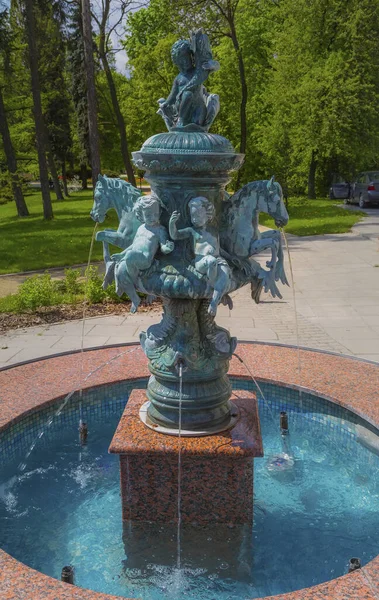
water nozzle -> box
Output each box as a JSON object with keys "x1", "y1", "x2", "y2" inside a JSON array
[
  {"x1": 233, "y1": 353, "x2": 243, "y2": 363},
  {"x1": 280, "y1": 411, "x2": 289, "y2": 435},
  {"x1": 348, "y1": 557, "x2": 361, "y2": 573},
  {"x1": 61, "y1": 565, "x2": 74, "y2": 584},
  {"x1": 174, "y1": 354, "x2": 187, "y2": 373},
  {"x1": 79, "y1": 421, "x2": 88, "y2": 445}
]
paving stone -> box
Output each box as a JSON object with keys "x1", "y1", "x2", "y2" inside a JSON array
[
  {"x1": 107, "y1": 334, "x2": 140, "y2": 345},
  {"x1": 0, "y1": 347, "x2": 23, "y2": 362},
  {"x1": 84, "y1": 315, "x2": 128, "y2": 326},
  {"x1": 0, "y1": 335, "x2": 63, "y2": 348},
  {"x1": 324, "y1": 327, "x2": 379, "y2": 341},
  {"x1": 50, "y1": 336, "x2": 110, "y2": 350},
  {"x1": 341, "y1": 339, "x2": 379, "y2": 355},
  {"x1": 87, "y1": 324, "x2": 140, "y2": 337}
]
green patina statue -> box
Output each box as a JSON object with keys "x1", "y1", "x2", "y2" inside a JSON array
[
  {"x1": 157, "y1": 30, "x2": 220, "y2": 131},
  {"x1": 90, "y1": 29, "x2": 289, "y2": 434}
]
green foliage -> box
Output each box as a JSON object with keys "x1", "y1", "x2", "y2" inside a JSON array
[
  {"x1": 16, "y1": 273, "x2": 58, "y2": 311},
  {"x1": 83, "y1": 265, "x2": 129, "y2": 304},
  {"x1": 260, "y1": 198, "x2": 365, "y2": 236},
  {"x1": 259, "y1": 0, "x2": 379, "y2": 195},
  {"x1": 66, "y1": 4, "x2": 90, "y2": 168},
  {"x1": 0, "y1": 171, "x2": 13, "y2": 203},
  {"x1": 101, "y1": 169, "x2": 120, "y2": 178},
  {"x1": 63, "y1": 267, "x2": 81, "y2": 296},
  {"x1": 0, "y1": 189, "x2": 117, "y2": 273},
  {"x1": 0, "y1": 170, "x2": 30, "y2": 204},
  {"x1": 84, "y1": 265, "x2": 106, "y2": 304},
  {"x1": 0, "y1": 264, "x2": 131, "y2": 313}
]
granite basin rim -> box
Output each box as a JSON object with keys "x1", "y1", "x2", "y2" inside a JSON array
[{"x1": 1, "y1": 341, "x2": 379, "y2": 600}]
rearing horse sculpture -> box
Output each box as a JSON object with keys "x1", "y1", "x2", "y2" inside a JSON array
[
  {"x1": 90, "y1": 175, "x2": 141, "y2": 288},
  {"x1": 220, "y1": 176, "x2": 289, "y2": 298}
]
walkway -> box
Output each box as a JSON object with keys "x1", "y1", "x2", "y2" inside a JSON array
[{"x1": 1, "y1": 210, "x2": 379, "y2": 368}]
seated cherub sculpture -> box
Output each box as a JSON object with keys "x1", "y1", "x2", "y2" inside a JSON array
[
  {"x1": 169, "y1": 196, "x2": 231, "y2": 316},
  {"x1": 157, "y1": 29, "x2": 220, "y2": 131},
  {"x1": 112, "y1": 194, "x2": 174, "y2": 313}
]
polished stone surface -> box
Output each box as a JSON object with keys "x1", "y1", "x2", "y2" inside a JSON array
[
  {"x1": 110, "y1": 389, "x2": 262, "y2": 525},
  {"x1": 1, "y1": 343, "x2": 379, "y2": 598}
]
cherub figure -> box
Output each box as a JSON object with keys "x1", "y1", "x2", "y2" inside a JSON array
[
  {"x1": 112, "y1": 194, "x2": 174, "y2": 313},
  {"x1": 157, "y1": 29, "x2": 220, "y2": 131},
  {"x1": 169, "y1": 196, "x2": 232, "y2": 316}
]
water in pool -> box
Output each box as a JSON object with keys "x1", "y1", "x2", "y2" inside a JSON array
[{"x1": 1, "y1": 388, "x2": 379, "y2": 599}]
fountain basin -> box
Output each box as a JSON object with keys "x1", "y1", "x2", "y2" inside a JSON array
[{"x1": 1, "y1": 342, "x2": 379, "y2": 599}]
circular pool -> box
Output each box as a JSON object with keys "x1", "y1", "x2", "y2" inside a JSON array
[{"x1": 1, "y1": 343, "x2": 379, "y2": 599}]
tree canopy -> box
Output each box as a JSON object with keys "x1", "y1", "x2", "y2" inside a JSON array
[{"x1": 1, "y1": 0, "x2": 379, "y2": 214}]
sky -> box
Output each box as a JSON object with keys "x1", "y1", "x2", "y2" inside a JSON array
[{"x1": 93, "y1": 1, "x2": 146, "y2": 75}]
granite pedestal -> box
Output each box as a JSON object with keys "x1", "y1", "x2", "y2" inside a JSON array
[{"x1": 109, "y1": 389, "x2": 263, "y2": 525}]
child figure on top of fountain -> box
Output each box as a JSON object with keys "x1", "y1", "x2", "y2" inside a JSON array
[
  {"x1": 111, "y1": 194, "x2": 174, "y2": 313},
  {"x1": 169, "y1": 197, "x2": 232, "y2": 317},
  {"x1": 157, "y1": 29, "x2": 220, "y2": 131}
]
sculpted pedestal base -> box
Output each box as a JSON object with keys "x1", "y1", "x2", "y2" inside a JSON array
[{"x1": 109, "y1": 389, "x2": 263, "y2": 526}]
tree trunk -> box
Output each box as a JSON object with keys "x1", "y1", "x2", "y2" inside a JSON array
[
  {"x1": 80, "y1": 163, "x2": 88, "y2": 189},
  {"x1": 24, "y1": 0, "x2": 53, "y2": 220},
  {"x1": 0, "y1": 87, "x2": 29, "y2": 217},
  {"x1": 46, "y1": 145, "x2": 64, "y2": 200},
  {"x1": 99, "y1": 51, "x2": 136, "y2": 186},
  {"x1": 229, "y1": 18, "x2": 248, "y2": 187},
  {"x1": 62, "y1": 158, "x2": 69, "y2": 197},
  {"x1": 81, "y1": 0, "x2": 101, "y2": 189},
  {"x1": 307, "y1": 150, "x2": 317, "y2": 199}
]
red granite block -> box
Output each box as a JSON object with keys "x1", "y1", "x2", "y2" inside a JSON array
[{"x1": 110, "y1": 389, "x2": 263, "y2": 525}]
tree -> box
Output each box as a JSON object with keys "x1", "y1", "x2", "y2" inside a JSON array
[
  {"x1": 82, "y1": 0, "x2": 101, "y2": 188},
  {"x1": 37, "y1": 0, "x2": 72, "y2": 199},
  {"x1": 0, "y1": 7, "x2": 29, "y2": 216},
  {"x1": 92, "y1": 0, "x2": 136, "y2": 185},
  {"x1": 23, "y1": 0, "x2": 53, "y2": 219},
  {"x1": 260, "y1": 0, "x2": 379, "y2": 197},
  {"x1": 67, "y1": 2, "x2": 91, "y2": 189}
]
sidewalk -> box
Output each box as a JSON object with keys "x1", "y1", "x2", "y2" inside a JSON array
[{"x1": 1, "y1": 223, "x2": 379, "y2": 368}]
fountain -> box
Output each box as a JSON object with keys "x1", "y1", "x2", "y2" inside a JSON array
[
  {"x1": 2, "y1": 27, "x2": 379, "y2": 600},
  {"x1": 90, "y1": 29, "x2": 289, "y2": 529}
]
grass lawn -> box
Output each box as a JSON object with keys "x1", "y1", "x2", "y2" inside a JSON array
[
  {"x1": 0, "y1": 190, "x2": 118, "y2": 274},
  {"x1": 0, "y1": 192, "x2": 365, "y2": 274},
  {"x1": 260, "y1": 197, "x2": 365, "y2": 236}
]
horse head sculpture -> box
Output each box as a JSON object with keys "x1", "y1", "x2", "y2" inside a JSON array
[
  {"x1": 90, "y1": 175, "x2": 110, "y2": 223},
  {"x1": 261, "y1": 176, "x2": 289, "y2": 229}
]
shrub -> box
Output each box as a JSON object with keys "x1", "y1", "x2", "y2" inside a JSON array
[
  {"x1": 101, "y1": 169, "x2": 119, "y2": 178},
  {"x1": 84, "y1": 265, "x2": 106, "y2": 304},
  {"x1": 0, "y1": 294, "x2": 20, "y2": 313},
  {"x1": 16, "y1": 273, "x2": 58, "y2": 311},
  {"x1": 104, "y1": 281, "x2": 130, "y2": 303},
  {"x1": 63, "y1": 268, "x2": 82, "y2": 296}
]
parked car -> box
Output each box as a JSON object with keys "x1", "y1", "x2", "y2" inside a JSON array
[
  {"x1": 349, "y1": 171, "x2": 379, "y2": 207},
  {"x1": 329, "y1": 180, "x2": 350, "y2": 200}
]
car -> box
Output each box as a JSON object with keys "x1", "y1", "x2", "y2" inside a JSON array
[
  {"x1": 349, "y1": 171, "x2": 379, "y2": 207},
  {"x1": 329, "y1": 180, "x2": 350, "y2": 200}
]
